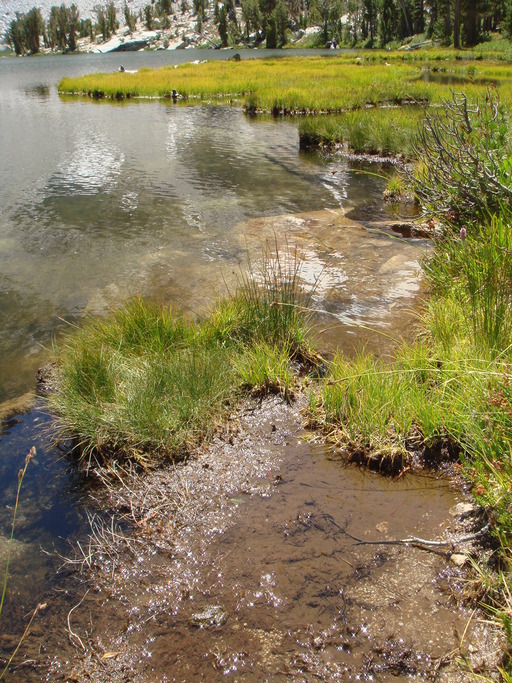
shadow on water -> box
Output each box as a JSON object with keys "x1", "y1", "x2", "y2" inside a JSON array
[
  {"x1": 0, "y1": 405, "x2": 89, "y2": 678},
  {"x1": 418, "y1": 70, "x2": 501, "y2": 87},
  {"x1": 24, "y1": 84, "x2": 52, "y2": 100}
]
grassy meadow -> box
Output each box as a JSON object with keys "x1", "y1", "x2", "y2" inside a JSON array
[{"x1": 59, "y1": 52, "x2": 512, "y2": 113}]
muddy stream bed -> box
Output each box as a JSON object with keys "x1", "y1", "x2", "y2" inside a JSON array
[{"x1": 0, "y1": 393, "x2": 503, "y2": 682}]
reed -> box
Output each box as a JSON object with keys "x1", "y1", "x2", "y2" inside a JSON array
[
  {"x1": 0, "y1": 448, "x2": 35, "y2": 620},
  {"x1": 299, "y1": 107, "x2": 423, "y2": 157},
  {"x1": 0, "y1": 448, "x2": 37, "y2": 682}
]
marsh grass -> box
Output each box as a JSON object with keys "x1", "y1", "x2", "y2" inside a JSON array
[
  {"x1": 311, "y1": 213, "x2": 512, "y2": 471},
  {"x1": 425, "y1": 215, "x2": 512, "y2": 353},
  {"x1": 234, "y1": 341, "x2": 295, "y2": 400},
  {"x1": 299, "y1": 107, "x2": 424, "y2": 157},
  {"x1": 206, "y1": 248, "x2": 316, "y2": 360},
  {"x1": 58, "y1": 55, "x2": 512, "y2": 114},
  {"x1": 49, "y1": 252, "x2": 314, "y2": 467}
]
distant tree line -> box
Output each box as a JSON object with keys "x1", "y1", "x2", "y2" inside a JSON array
[
  {"x1": 5, "y1": 0, "x2": 512, "y2": 54},
  {"x1": 6, "y1": 1, "x2": 118, "y2": 54},
  {"x1": 218, "y1": 0, "x2": 512, "y2": 49}
]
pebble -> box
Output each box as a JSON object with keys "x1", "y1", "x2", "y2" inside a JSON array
[
  {"x1": 449, "y1": 502, "x2": 475, "y2": 519},
  {"x1": 450, "y1": 553, "x2": 469, "y2": 567}
]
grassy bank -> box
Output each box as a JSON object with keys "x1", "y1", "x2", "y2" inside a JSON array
[
  {"x1": 306, "y1": 94, "x2": 512, "y2": 671},
  {"x1": 49, "y1": 254, "x2": 315, "y2": 467}
]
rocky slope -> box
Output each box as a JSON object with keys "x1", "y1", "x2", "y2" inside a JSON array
[{"x1": 1, "y1": 0, "x2": 151, "y2": 40}]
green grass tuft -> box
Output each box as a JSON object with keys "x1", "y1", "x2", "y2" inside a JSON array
[{"x1": 48, "y1": 252, "x2": 315, "y2": 467}]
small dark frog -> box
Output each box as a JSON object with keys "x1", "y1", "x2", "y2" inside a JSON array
[{"x1": 189, "y1": 605, "x2": 228, "y2": 628}]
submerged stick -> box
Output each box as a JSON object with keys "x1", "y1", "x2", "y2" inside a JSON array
[
  {"x1": 327, "y1": 513, "x2": 489, "y2": 551},
  {"x1": 0, "y1": 602, "x2": 47, "y2": 680},
  {"x1": 67, "y1": 590, "x2": 90, "y2": 651},
  {"x1": 351, "y1": 523, "x2": 490, "y2": 549}
]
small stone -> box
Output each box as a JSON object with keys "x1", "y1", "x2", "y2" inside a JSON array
[
  {"x1": 450, "y1": 553, "x2": 469, "y2": 567},
  {"x1": 376, "y1": 522, "x2": 389, "y2": 534},
  {"x1": 189, "y1": 605, "x2": 228, "y2": 628},
  {"x1": 449, "y1": 502, "x2": 475, "y2": 519}
]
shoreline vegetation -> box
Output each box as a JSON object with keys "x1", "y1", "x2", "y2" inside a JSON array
[
  {"x1": 57, "y1": 52, "x2": 512, "y2": 158},
  {"x1": 42, "y1": 54, "x2": 512, "y2": 677}
]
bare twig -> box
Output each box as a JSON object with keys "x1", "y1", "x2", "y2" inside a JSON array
[
  {"x1": 350, "y1": 523, "x2": 490, "y2": 550},
  {"x1": 67, "y1": 590, "x2": 90, "y2": 651}
]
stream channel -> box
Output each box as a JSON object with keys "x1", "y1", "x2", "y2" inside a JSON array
[{"x1": 0, "y1": 51, "x2": 500, "y2": 680}]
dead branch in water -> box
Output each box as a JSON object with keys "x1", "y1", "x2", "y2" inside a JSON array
[
  {"x1": 326, "y1": 513, "x2": 490, "y2": 553},
  {"x1": 349, "y1": 523, "x2": 490, "y2": 549}
]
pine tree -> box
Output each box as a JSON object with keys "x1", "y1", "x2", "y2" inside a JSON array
[
  {"x1": 379, "y1": 0, "x2": 396, "y2": 45},
  {"x1": 96, "y1": 8, "x2": 109, "y2": 39},
  {"x1": 265, "y1": 13, "x2": 277, "y2": 44},
  {"x1": 362, "y1": 0, "x2": 379, "y2": 45},
  {"x1": 106, "y1": 2, "x2": 118, "y2": 33},
  {"x1": 461, "y1": 0, "x2": 479, "y2": 46},
  {"x1": 24, "y1": 8, "x2": 44, "y2": 53},
  {"x1": 144, "y1": 4, "x2": 153, "y2": 29},
  {"x1": 7, "y1": 14, "x2": 25, "y2": 55},
  {"x1": 433, "y1": 0, "x2": 451, "y2": 44},
  {"x1": 413, "y1": 0, "x2": 424, "y2": 33},
  {"x1": 218, "y1": 5, "x2": 229, "y2": 44},
  {"x1": 505, "y1": 0, "x2": 512, "y2": 37},
  {"x1": 68, "y1": 4, "x2": 80, "y2": 50},
  {"x1": 274, "y1": 0, "x2": 288, "y2": 44},
  {"x1": 124, "y1": 2, "x2": 137, "y2": 31},
  {"x1": 242, "y1": 0, "x2": 262, "y2": 39}
]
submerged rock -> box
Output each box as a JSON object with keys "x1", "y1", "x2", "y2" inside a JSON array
[
  {"x1": 189, "y1": 605, "x2": 228, "y2": 628},
  {"x1": 449, "y1": 502, "x2": 475, "y2": 519},
  {"x1": 450, "y1": 553, "x2": 469, "y2": 567},
  {"x1": 0, "y1": 391, "x2": 35, "y2": 422}
]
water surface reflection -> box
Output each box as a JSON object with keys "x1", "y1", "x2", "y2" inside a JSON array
[{"x1": 1, "y1": 84, "x2": 404, "y2": 403}]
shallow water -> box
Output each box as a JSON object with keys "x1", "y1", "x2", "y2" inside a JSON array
[
  {"x1": 0, "y1": 51, "x2": 423, "y2": 404},
  {"x1": 10, "y1": 399, "x2": 490, "y2": 683}
]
